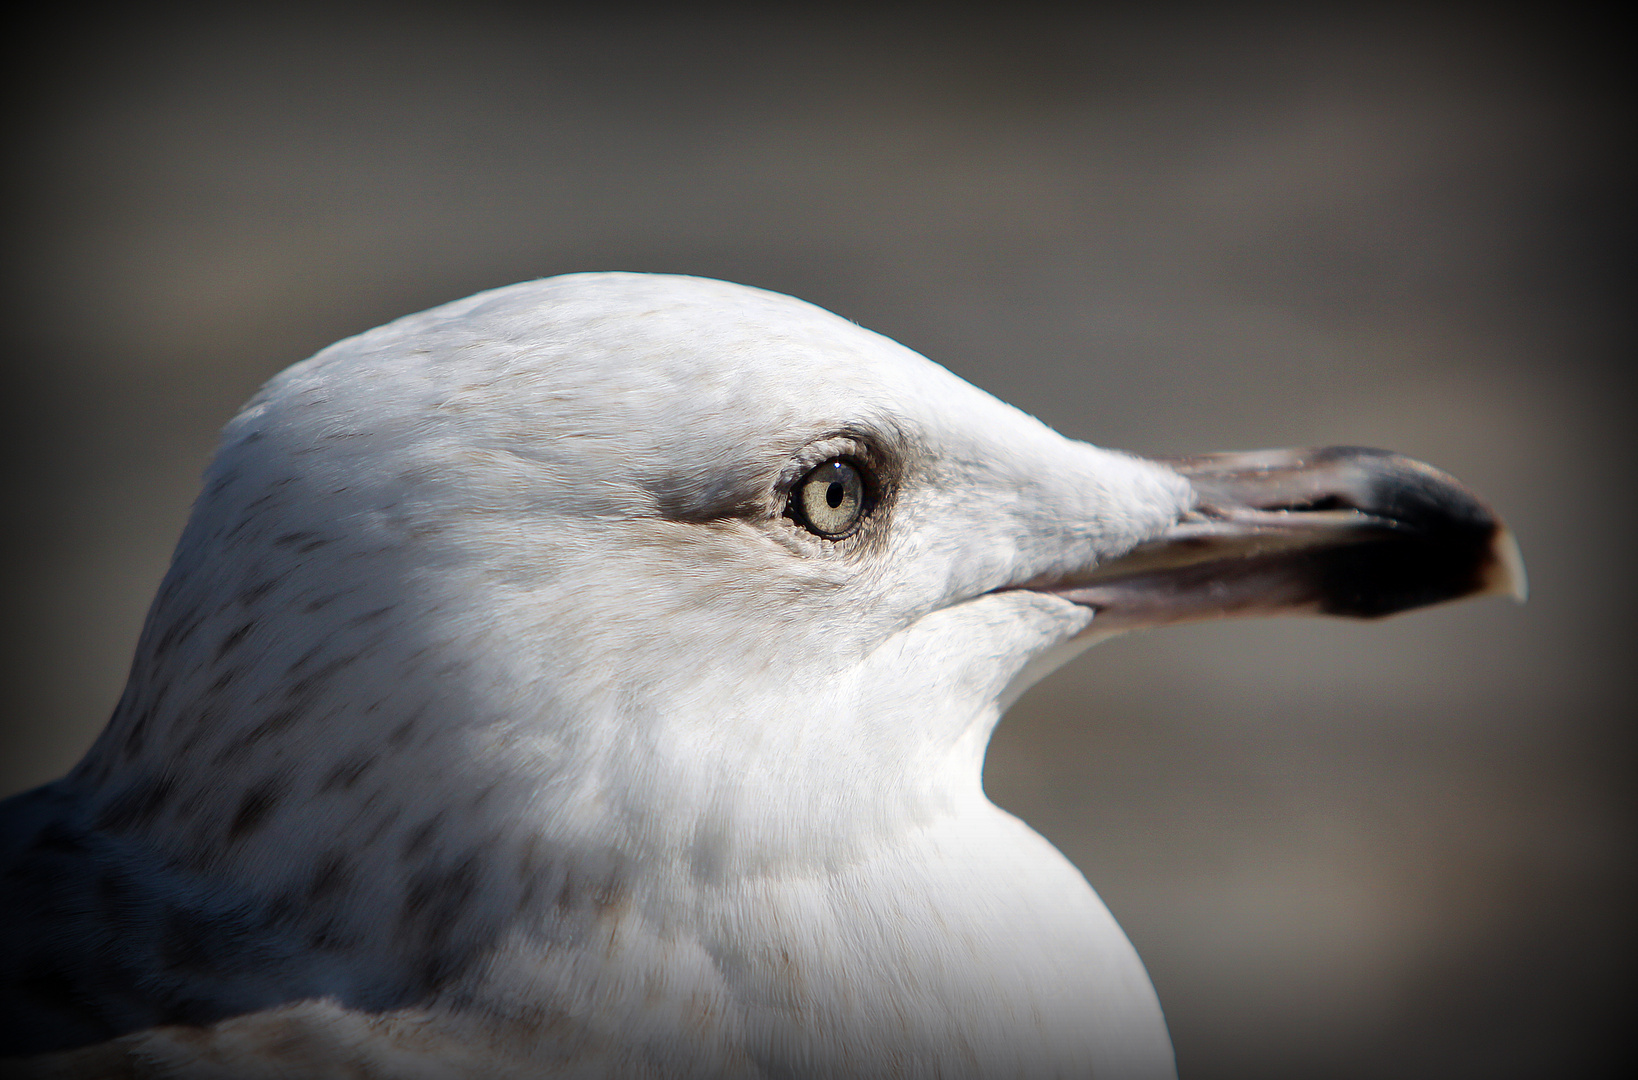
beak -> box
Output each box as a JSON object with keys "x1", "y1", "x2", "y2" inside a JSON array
[{"x1": 1036, "y1": 446, "x2": 1526, "y2": 632}]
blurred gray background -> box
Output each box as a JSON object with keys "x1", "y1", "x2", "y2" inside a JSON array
[{"x1": 3, "y1": 6, "x2": 1630, "y2": 1077}]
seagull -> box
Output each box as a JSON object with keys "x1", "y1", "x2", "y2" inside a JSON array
[{"x1": 0, "y1": 273, "x2": 1523, "y2": 1079}]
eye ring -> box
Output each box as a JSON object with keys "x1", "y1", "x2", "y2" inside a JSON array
[{"x1": 789, "y1": 458, "x2": 872, "y2": 539}]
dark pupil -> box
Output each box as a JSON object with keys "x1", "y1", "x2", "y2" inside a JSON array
[{"x1": 826, "y1": 480, "x2": 845, "y2": 508}]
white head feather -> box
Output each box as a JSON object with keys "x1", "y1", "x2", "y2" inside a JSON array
[{"x1": 21, "y1": 273, "x2": 1207, "y2": 1076}]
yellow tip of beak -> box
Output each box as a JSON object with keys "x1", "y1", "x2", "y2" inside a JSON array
[{"x1": 1490, "y1": 526, "x2": 1529, "y2": 603}]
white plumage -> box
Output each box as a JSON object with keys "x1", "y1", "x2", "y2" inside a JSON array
[{"x1": 0, "y1": 273, "x2": 1521, "y2": 1078}]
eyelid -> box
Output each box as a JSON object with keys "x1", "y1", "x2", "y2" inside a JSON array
[
  {"x1": 777, "y1": 431, "x2": 899, "y2": 545},
  {"x1": 781, "y1": 436, "x2": 874, "y2": 490}
]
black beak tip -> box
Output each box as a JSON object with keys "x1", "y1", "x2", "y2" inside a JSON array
[
  {"x1": 1303, "y1": 448, "x2": 1528, "y2": 618},
  {"x1": 1314, "y1": 522, "x2": 1525, "y2": 618}
]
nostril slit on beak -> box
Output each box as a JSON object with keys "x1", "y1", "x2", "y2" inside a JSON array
[{"x1": 1263, "y1": 495, "x2": 1348, "y2": 513}]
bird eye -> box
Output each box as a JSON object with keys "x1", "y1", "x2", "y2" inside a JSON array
[{"x1": 792, "y1": 458, "x2": 869, "y2": 539}]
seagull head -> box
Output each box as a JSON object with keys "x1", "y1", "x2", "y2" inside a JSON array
[{"x1": 80, "y1": 272, "x2": 1523, "y2": 892}]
